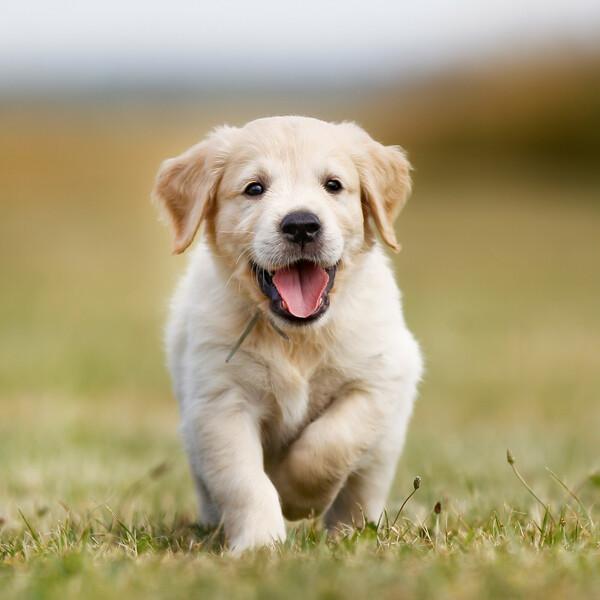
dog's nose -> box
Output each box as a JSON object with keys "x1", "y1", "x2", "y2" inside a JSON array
[{"x1": 280, "y1": 211, "x2": 321, "y2": 245}]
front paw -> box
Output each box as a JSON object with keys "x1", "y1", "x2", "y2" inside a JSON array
[
  {"x1": 228, "y1": 511, "x2": 286, "y2": 555},
  {"x1": 269, "y1": 446, "x2": 341, "y2": 521},
  {"x1": 225, "y1": 483, "x2": 286, "y2": 554}
]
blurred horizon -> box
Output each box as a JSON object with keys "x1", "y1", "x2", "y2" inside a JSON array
[
  {"x1": 2, "y1": 0, "x2": 599, "y2": 175},
  {"x1": 2, "y1": 47, "x2": 599, "y2": 178},
  {"x1": 2, "y1": 0, "x2": 600, "y2": 95}
]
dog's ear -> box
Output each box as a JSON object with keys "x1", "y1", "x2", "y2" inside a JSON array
[
  {"x1": 152, "y1": 126, "x2": 236, "y2": 254},
  {"x1": 344, "y1": 123, "x2": 412, "y2": 252}
]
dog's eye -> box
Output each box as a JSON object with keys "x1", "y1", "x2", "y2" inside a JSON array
[
  {"x1": 244, "y1": 182, "x2": 265, "y2": 197},
  {"x1": 324, "y1": 179, "x2": 343, "y2": 193}
]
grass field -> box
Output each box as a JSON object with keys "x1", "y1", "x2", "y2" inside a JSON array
[{"x1": 1, "y1": 111, "x2": 599, "y2": 599}]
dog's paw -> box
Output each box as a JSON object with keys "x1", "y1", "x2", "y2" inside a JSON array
[
  {"x1": 268, "y1": 440, "x2": 341, "y2": 521},
  {"x1": 228, "y1": 512, "x2": 286, "y2": 555},
  {"x1": 225, "y1": 482, "x2": 286, "y2": 555}
]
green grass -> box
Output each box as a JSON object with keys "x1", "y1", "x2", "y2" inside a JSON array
[{"x1": 1, "y1": 112, "x2": 599, "y2": 598}]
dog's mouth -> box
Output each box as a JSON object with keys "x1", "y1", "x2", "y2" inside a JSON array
[{"x1": 252, "y1": 260, "x2": 337, "y2": 324}]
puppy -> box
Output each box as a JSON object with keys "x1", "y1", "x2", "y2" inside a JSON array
[{"x1": 152, "y1": 116, "x2": 423, "y2": 553}]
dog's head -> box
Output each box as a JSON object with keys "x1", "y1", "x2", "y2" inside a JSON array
[{"x1": 153, "y1": 116, "x2": 411, "y2": 328}]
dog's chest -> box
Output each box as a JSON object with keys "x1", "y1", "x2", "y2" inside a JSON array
[{"x1": 262, "y1": 358, "x2": 347, "y2": 449}]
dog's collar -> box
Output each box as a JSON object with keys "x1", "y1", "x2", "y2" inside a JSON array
[{"x1": 225, "y1": 310, "x2": 289, "y2": 363}]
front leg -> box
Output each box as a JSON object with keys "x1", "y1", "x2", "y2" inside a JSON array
[
  {"x1": 270, "y1": 387, "x2": 387, "y2": 521},
  {"x1": 181, "y1": 390, "x2": 286, "y2": 553}
]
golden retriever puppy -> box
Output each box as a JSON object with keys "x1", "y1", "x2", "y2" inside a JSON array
[{"x1": 153, "y1": 116, "x2": 423, "y2": 553}]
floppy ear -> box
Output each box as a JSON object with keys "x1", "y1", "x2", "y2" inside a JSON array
[
  {"x1": 347, "y1": 124, "x2": 412, "y2": 252},
  {"x1": 152, "y1": 127, "x2": 235, "y2": 254}
]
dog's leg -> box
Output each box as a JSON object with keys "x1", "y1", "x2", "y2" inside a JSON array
[
  {"x1": 323, "y1": 395, "x2": 415, "y2": 530},
  {"x1": 271, "y1": 387, "x2": 390, "y2": 520},
  {"x1": 324, "y1": 450, "x2": 402, "y2": 531},
  {"x1": 325, "y1": 382, "x2": 416, "y2": 531},
  {"x1": 271, "y1": 380, "x2": 416, "y2": 523},
  {"x1": 181, "y1": 391, "x2": 286, "y2": 553}
]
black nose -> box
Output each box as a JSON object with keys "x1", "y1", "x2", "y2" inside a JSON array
[{"x1": 280, "y1": 211, "x2": 321, "y2": 245}]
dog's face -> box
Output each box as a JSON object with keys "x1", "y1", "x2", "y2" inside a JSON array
[{"x1": 153, "y1": 117, "x2": 411, "y2": 327}]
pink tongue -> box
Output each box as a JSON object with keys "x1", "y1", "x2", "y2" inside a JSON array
[{"x1": 272, "y1": 262, "x2": 329, "y2": 318}]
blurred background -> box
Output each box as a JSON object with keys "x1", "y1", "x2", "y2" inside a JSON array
[{"x1": 1, "y1": 0, "x2": 599, "y2": 521}]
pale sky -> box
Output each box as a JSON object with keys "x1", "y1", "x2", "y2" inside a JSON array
[{"x1": 1, "y1": 0, "x2": 600, "y2": 90}]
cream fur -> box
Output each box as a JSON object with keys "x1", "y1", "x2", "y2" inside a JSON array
[{"x1": 153, "y1": 116, "x2": 423, "y2": 554}]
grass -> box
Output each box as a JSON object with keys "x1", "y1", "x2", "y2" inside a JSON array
[{"x1": 1, "y1": 108, "x2": 599, "y2": 598}]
